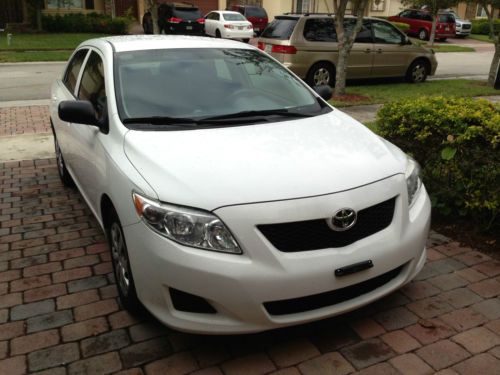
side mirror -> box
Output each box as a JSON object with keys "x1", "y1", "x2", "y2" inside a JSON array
[
  {"x1": 313, "y1": 85, "x2": 333, "y2": 101},
  {"x1": 58, "y1": 100, "x2": 98, "y2": 127}
]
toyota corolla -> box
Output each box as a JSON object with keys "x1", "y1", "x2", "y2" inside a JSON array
[{"x1": 50, "y1": 35, "x2": 430, "y2": 334}]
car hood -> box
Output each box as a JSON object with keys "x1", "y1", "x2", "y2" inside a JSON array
[{"x1": 123, "y1": 111, "x2": 407, "y2": 210}]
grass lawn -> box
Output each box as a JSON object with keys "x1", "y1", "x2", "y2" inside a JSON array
[
  {"x1": 0, "y1": 33, "x2": 108, "y2": 62},
  {"x1": 408, "y1": 37, "x2": 475, "y2": 52},
  {"x1": 468, "y1": 34, "x2": 494, "y2": 43},
  {"x1": 330, "y1": 79, "x2": 498, "y2": 107},
  {"x1": 0, "y1": 33, "x2": 108, "y2": 50}
]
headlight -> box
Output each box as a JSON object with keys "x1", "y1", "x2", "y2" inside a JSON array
[
  {"x1": 405, "y1": 157, "x2": 422, "y2": 207},
  {"x1": 133, "y1": 193, "x2": 241, "y2": 254}
]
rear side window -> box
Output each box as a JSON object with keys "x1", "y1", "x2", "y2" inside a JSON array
[
  {"x1": 261, "y1": 18, "x2": 298, "y2": 39},
  {"x1": 344, "y1": 19, "x2": 373, "y2": 43},
  {"x1": 78, "y1": 51, "x2": 106, "y2": 118},
  {"x1": 63, "y1": 49, "x2": 88, "y2": 94},
  {"x1": 304, "y1": 18, "x2": 337, "y2": 42},
  {"x1": 439, "y1": 14, "x2": 455, "y2": 23}
]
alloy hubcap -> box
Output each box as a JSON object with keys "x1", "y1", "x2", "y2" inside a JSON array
[
  {"x1": 412, "y1": 65, "x2": 426, "y2": 82},
  {"x1": 419, "y1": 31, "x2": 426, "y2": 40},
  {"x1": 314, "y1": 68, "x2": 330, "y2": 86},
  {"x1": 110, "y1": 223, "x2": 130, "y2": 296}
]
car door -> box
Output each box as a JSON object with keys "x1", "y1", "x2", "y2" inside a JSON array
[
  {"x1": 204, "y1": 12, "x2": 214, "y2": 35},
  {"x1": 371, "y1": 20, "x2": 411, "y2": 78},
  {"x1": 344, "y1": 19, "x2": 374, "y2": 78},
  {"x1": 52, "y1": 48, "x2": 89, "y2": 169},
  {"x1": 71, "y1": 49, "x2": 108, "y2": 211}
]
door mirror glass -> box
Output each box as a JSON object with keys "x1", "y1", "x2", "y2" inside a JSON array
[{"x1": 314, "y1": 85, "x2": 333, "y2": 101}]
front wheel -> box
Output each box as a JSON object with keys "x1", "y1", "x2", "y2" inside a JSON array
[
  {"x1": 306, "y1": 62, "x2": 335, "y2": 87},
  {"x1": 108, "y1": 212, "x2": 142, "y2": 313},
  {"x1": 215, "y1": 29, "x2": 221, "y2": 38},
  {"x1": 242, "y1": 38, "x2": 250, "y2": 43},
  {"x1": 53, "y1": 129, "x2": 75, "y2": 188},
  {"x1": 406, "y1": 60, "x2": 429, "y2": 83}
]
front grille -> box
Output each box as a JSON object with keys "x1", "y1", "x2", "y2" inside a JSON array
[
  {"x1": 264, "y1": 264, "x2": 404, "y2": 316},
  {"x1": 462, "y1": 24, "x2": 471, "y2": 30},
  {"x1": 258, "y1": 197, "x2": 396, "y2": 252}
]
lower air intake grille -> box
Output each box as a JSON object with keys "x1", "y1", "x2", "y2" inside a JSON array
[
  {"x1": 264, "y1": 264, "x2": 404, "y2": 316},
  {"x1": 258, "y1": 197, "x2": 396, "y2": 252}
]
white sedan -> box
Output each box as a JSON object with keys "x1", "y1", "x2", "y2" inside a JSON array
[
  {"x1": 50, "y1": 35, "x2": 430, "y2": 334},
  {"x1": 204, "y1": 10, "x2": 253, "y2": 42}
]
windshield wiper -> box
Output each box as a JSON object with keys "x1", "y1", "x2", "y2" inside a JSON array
[
  {"x1": 122, "y1": 116, "x2": 200, "y2": 126},
  {"x1": 200, "y1": 108, "x2": 315, "y2": 121}
]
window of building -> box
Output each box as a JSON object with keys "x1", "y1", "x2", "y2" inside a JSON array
[
  {"x1": 371, "y1": 0, "x2": 385, "y2": 12},
  {"x1": 476, "y1": 5, "x2": 487, "y2": 17},
  {"x1": 47, "y1": 0, "x2": 84, "y2": 9},
  {"x1": 296, "y1": 0, "x2": 311, "y2": 13}
]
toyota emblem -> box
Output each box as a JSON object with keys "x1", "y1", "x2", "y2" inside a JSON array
[{"x1": 331, "y1": 208, "x2": 357, "y2": 231}]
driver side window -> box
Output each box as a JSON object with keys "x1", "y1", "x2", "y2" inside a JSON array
[
  {"x1": 373, "y1": 21, "x2": 404, "y2": 44},
  {"x1": 78, "y1": 51, "x2": 106, "y2": 119}
]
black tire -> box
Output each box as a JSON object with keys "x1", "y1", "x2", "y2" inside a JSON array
[
  {"x1": 242, "y1": 38, "x2": 250, "y2": 43},
  {"x1": 107, "y1": 209, "x2": 142, "y2": 314},
  {"x1": 215, "y1": 29, "x2": 221, "y2": 38},
  {"x1": 405, "y1": 59, "x2": 429, "y2": 83},
  {"x1": 438, "y1": 38, "x2": 447, "y2": 42},
  {"x1": 305, "y1": 62, "x2": 336, "y2": 87},
  {"x1": 418, "y1": 29, "x2": 428, "y2": 41},
  {"x1": 52, "y1": 127, "x2": 75, "y2": 188}
]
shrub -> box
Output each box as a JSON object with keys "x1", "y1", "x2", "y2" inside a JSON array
[
  {"x1": 390, "y1": 21, "x2": 410, "y2": 32},
  {"x1": 375, "y1": 96, "x2": 499, "y2": 228},
  {"x1": 471, "y1": 18, "x2": 500, "y2": 35},
  {"x1": 42, "y1": 13, "x2": 130, "y2": 34}
]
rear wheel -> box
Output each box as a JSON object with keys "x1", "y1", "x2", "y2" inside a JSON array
[
  {"x1": 418, "y1": 29, "x2": 428, "y2": 41},
  {"x1": 306, "y1": 62, "x2": 335, "y2": 87},
  {"x1": 242, "y1": 38, "x2": 250, "y2": 43},
  {"x1": 406, "y1": 60, "x2": 429, "y2": 83},
  {"x1": 107, "y1": 210, "x2": 142, "y2": 313}
]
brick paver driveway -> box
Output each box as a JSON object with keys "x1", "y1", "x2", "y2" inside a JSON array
[{"x1": 1, "y1": 158, "x2": 500, "y2": 373}]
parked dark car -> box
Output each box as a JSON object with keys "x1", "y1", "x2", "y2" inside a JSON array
[
  {"x1": 230, "y1": 4, "x2": 268, "y2": 35},
  {"x1": 388, "y1": 9, "x2": 455, "y2": 41},
  {"x1": 158, "y1": 2, "x2": 205, "y2": 35},
  {"x1": 142, "y1": 11, "x2": 153, "y2": 34}
]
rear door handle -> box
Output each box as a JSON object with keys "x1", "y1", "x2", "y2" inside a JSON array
[
  {"x1": 364, "y1": 48, "x2": 371, "y2": 53},
  {"x1": 376, "y1": 49, "x2": 383, "y2": 53}
]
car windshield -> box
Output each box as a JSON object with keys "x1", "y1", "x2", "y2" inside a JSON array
[
  {"x1": 246, "y1": 7, "x2": 267, "y2": 17},
  {"x1": 114, "y1": 48, "x2": 326, "y2": 127},
  {"x1": 261, "y1": 17, "x2": 298, "y2": 39},
  {"x1": 223, "y1": 13, "x2": 246, "y2": 21},
  {"x1": 173, "y1": 8, "x2": 201, "y2": 20}
]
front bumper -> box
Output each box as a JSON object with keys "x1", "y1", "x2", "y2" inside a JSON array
[{"x1": 124, "y1": 175, "x2": 431, "y2": 334}]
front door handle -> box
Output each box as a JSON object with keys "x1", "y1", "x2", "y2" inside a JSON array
[
  {"x1": 364, "y1": 48, "x2": 371, "y2": 53},
  {"x1": 376, "y1": 48, "x2": 383, "y2": 53}
]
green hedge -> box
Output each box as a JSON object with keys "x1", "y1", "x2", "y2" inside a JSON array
[
  {"x1": 471, "y1": 18, "x2": 500, "y2": 35},
  {"x1": 390, "y1": 21, "x2": 410, "y2": 32},
  {"x1": 376, "y1": 96, "x2": 499, "y2": 228},
  {"x1": 42, "y1": 13, "x2": 130, "y2": 34}
]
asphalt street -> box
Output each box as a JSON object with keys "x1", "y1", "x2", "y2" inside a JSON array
[{"x1": 0, "y1": 39, "x2": 495, "y2": 103}]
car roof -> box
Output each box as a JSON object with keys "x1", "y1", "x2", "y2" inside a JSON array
[
  {"x1": 276, "y1": 13, "x2": 388, "y2": 21},
  {"x1": 219, "y1": 10, "x2": 244, "y2": 15},
  {"x1": 82, "y1": 35, "x2": 255, "y2": 53}
]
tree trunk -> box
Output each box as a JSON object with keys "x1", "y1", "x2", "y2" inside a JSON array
[
  {"x1": 146, "y1": 0, "x2": 160, "y2": 34},
  {"x1": 335, "y1": 47, "x2": 349, "y2": 96},
  {"x1": 35, "y1": 7, "x2": 42, "y2": 31},
  {"x1": 488, "y1": 40, "x2": 500, "y2": 86},
  {"x1": 429, "y1": 15, "x2": 437, "y2": 46}
]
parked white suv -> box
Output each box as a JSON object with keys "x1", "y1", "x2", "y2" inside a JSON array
[{"x1": 50, "y1": 35, "x2": 430, "y2": 334}]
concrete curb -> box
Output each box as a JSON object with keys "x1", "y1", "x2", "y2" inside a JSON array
[{"x1": 0, "y1": 99, "x2": 50, "y2": 108}]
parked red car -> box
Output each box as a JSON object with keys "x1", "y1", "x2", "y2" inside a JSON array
[
  {"x1": 388, "y1": 9, "x2": 455, "y2": 41},
  {"x1": 230, "y1": 4, "x2": 268, "y2": 35}
]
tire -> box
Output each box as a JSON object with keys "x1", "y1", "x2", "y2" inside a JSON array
[
  {"x1": 406, "y1": 60, "x2": 429, "y2": 83},
  {"x1": 418, "y1": 29, "x2": 428, "y2": 41},
  {"x1": 242, "y1": 38, "x2": 250, "y2": 43},
  {"x1": 305, "y1": 62, "x2": 335, "y2": 87},
  {"x1": 52, "y1": 128, "x2": 75, "y2": 188},
  {"x1": 107, "y1": 210, "x2": 142, "y2": 313},
  {"x1": 438, "y1": 38, "x2": 447, "y2": 42},
  {"x1": 215, "y1": 29, "x2": 221, "y2": 38}
]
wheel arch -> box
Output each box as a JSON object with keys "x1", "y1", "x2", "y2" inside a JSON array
[
  {"x1": 100, "y1": 193, "x2": 116, "y2": 232},
  {"x1": 410, "y1": 57, "x2": 431, "y2": 74}
]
